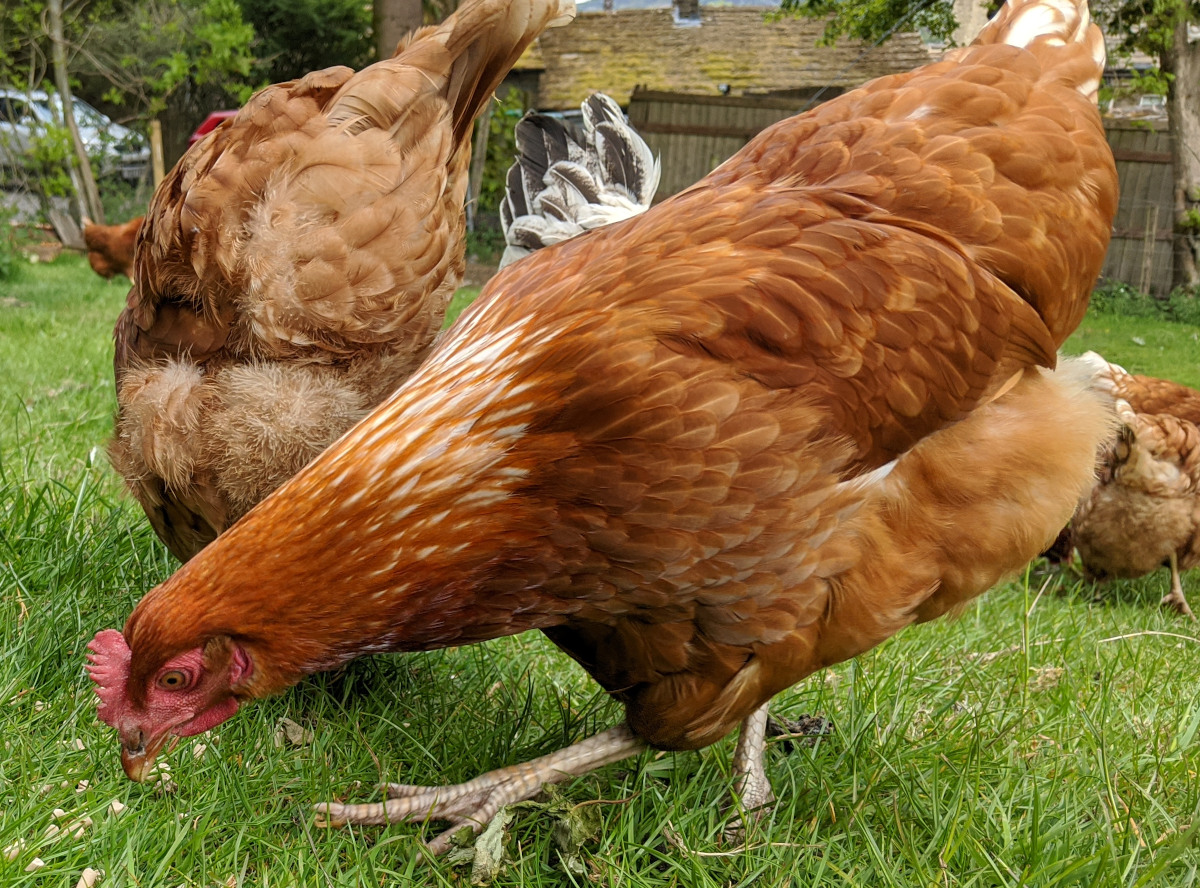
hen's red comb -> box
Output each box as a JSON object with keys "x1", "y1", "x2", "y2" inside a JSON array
[{"x1": 86, "y1": 629, "x2": 131, "y2": 727}]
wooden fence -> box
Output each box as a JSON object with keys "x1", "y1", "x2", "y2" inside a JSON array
[
  {"x1": 626, "y1": 89, "x2": 1177, "y2": 295},
  {"x1": 1102, "y1": 120, "x2": 1175, "y2": 297},
  {"x1": 626, "y1": 88, "x2": 802, "y2": 198}
]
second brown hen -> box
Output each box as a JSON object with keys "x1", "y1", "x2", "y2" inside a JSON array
[
  {"x1": 1070, "y1": 353, "x2": 1200, "y2": 617},
  {"x1": 109, "y1": 0, "x2": 574, "y2": 561}
]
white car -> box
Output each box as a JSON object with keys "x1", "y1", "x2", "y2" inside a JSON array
[{"x1": 0, "y1": 88, "x2": 149, "y2": 182}]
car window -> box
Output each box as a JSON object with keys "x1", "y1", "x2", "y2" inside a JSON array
[
  {"x1": 39, "y1": 94, "x2": 106, "y2": 129},
  {"x1": 72, "y1": 99, "x2": 108, "y2": 129},
  {"x1": 0, "y1": 97, "x2": 36, "y2": 124}
]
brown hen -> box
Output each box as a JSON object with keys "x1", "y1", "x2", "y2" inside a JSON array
[
  {"x1": 108, "y1": 0, "x2": 574, "y2": 562},
  {"x1": 83, "y1": 215, "x2": 143, "y2": 282},
  {"x1": 1070, "y1": 353, "x2": 1200, "y2": 617},
  {"x1": 89, "y1": 0, "x2": 1117, "y2": 851}
]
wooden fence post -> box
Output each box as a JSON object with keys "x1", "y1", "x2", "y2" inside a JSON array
[{"x1": 149, "y1": 120, "x2": 166, "y2": 188}]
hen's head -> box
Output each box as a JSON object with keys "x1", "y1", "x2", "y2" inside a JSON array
[{"x1": 86, "y1": 629, "x2": 251, "y2": 781}]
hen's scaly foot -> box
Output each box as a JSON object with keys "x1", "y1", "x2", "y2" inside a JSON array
[
  {"x1": 723, "y1": 703, "x2": 775, "y2": 843},
  {"x1": 1162, "y1": 553, "x2": 1196, "y2": 620},
  {"x1": 1161, "y1": 590, "x2": 1195, "y2": 620},
  {"x1": 313, "y1": 725, "x2": 644, "y2": 855}
]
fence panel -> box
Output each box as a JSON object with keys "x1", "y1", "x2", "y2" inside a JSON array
[{"x1": 627, "y1": 91, "x2": 1178, "y2": 294}]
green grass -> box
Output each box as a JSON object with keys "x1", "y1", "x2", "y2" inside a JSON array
[
  {"x1": 2, "y1": 255, "x2": 1200, "y2": 886},
  {"x1": 1064, "y1": 316, "x2": 1200, "y2": 390},
  {"x1": 444, "y1": 286, "x2": 481, "y2": 329}
]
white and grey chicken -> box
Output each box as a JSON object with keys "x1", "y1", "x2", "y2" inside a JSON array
[{"x1": 499, "y1": 93, "x2": 659, "y2": 268}]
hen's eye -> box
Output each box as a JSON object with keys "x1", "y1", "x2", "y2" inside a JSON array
[{"x1": 158, "y1": 670, "x2": 188, "y2": 689}]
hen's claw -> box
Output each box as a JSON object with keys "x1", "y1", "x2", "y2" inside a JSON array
[
  {"x1": 313, "y1": 725, "x2": 645, "y2": 854},
  {"x1": 765, "y1": 713, "x2": 833, "y2": 754},
  {"x1": 316, "y1": 780, "x2": 519, "y2": 854}
]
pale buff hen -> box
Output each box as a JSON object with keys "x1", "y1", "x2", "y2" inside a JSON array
[
  {"x1": 108, "y1": 0, "x2": 576, "y2": 562},
  {"x1": 89, "y1": 0, "x2": 1117, "y2": 851},
  {"x1": 1069, "y1": 354, "x2": 1200, "y2": 617}
]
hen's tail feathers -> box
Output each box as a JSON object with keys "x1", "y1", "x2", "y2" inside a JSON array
[
  {"x1": 1077, "y1": 350, "x2": 1137, "y2": 406},
  {"x1": 330, "y1": 0, "x2": 576, "y2": 147},
  {"x1": 971, "y1": 0, "x2": 1105, "y2": 100},
  {"x1": 500, "y1": 93, "x2": 661, "y2": 269}
]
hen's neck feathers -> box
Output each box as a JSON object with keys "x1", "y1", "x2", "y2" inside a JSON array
[{"x1": 124, "y1": 317, "x2": 572, "y2": 696}]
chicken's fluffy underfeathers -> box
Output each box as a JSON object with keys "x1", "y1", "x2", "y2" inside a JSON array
[
  {"x1": 108, "y1": 0, "x2": 575, "y2": 561},
  {"x1": 91, "y1": 0, "x2": 1117, "y2": 851},
  {"x1": 1070, "y1": 354, "x2": 1200, "y2": 617}
]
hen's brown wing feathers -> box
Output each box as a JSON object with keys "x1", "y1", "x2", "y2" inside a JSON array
[
  {"x1": 705, "y1": 43, "x2": 1114, "y2": 347},
  {"x1": 484, "y1": 181, "x2": 1056, "y2": 469},
  {"x1": 1108, "y1": 369, "x2": 1200, "y2": 426}
]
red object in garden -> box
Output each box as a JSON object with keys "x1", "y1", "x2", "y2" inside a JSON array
[{"x1": 187, "y1": 110, "x2": 237, "y2": 148}]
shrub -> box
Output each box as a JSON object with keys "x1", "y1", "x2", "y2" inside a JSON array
[
  {"x1": 1090, "y1": 279, "x2": 1200, "y2": 324},
  {"x1": 0, "y1": 202, "x2": 20, "y2": 282}
]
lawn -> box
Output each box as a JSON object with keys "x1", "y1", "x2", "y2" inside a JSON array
[{"x1": 2, "y1": 255, "x2": 1199, "y2": 886}]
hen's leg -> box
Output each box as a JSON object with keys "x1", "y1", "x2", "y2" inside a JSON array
[
  {"x1": 1161, "y1": 553, "x2": 1195, "y2": 620},
  {"x1": 313, "y1": 725, "x2": 645, "y2": 854},
  {"x1": 731, "y1": 703, "x2": 774, "y2": 812},
  {"x1": 723, "y1": 703, "x2": 775, "y2": 841}
]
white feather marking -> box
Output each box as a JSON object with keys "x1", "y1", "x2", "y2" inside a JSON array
[
  {"x1": 1001, "y1": 2, "x2": 1066, "y2": 49},
  {"x1": 492, "y1": 424, "x2": 529, "y2": 440},
  {"x1": 455, "y1": 488, "x2": 510, "y2": 507},
  {"x1": 841, "y1": 459, "x2": 898, "y2": 495}
]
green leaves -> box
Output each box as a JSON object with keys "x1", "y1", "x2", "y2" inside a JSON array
[
  {"x1": 137, "y1": 0, "x2": 259, "y2": 113},
  {"x1": 776, "y1": 0, "x2": 959, "y2": 47}
]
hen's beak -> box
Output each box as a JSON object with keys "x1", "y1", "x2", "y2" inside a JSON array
[
  {"x1": 121, "y1": 741, "x2": 154, "y2": 782},
  {"x1": 119, "y1": 730, "x2": 172, "y2": 782}
]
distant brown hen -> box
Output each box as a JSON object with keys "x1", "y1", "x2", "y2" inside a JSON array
[
  {"x1": 83, "y1": 215, "x2": 142, "y2": 281},
  {"x1": 1070, "y1": 353, "x2": 1200, "y2": 617}
]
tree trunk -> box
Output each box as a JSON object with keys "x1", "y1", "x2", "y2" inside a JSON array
[
  {"x1": 466, "y1": 101, "x2": 494, "y2": 232},
  {"x1": 47, "y1": 0, "x2": 104, "y2": 224},
  {"x1": 374, "y1": 0, "x2": 424, "y2": 61},
  {"x1": 1164, "y1": 16, "x2": 1200, "y2": 289},
  {"x1": 161, "y1": 93, "x2": 198, "y2": 171}
]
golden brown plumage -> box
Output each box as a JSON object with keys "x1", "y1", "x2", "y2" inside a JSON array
[
  {"x1": 1090, "y1": 358, "x2": 1200, "y2": 425},
  {"x1": 108, "y1": 0, "x2": 574, "y2": 561},
  {"x1": 83, "y1": 215, "x2": 143, "y2": 281},
  {"x1": 1069, "y1": 354, "x2": 1200, "y2": 617},
  {"x1": 89, "y1": 0, "x2": 1117, "y2": 850}
]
